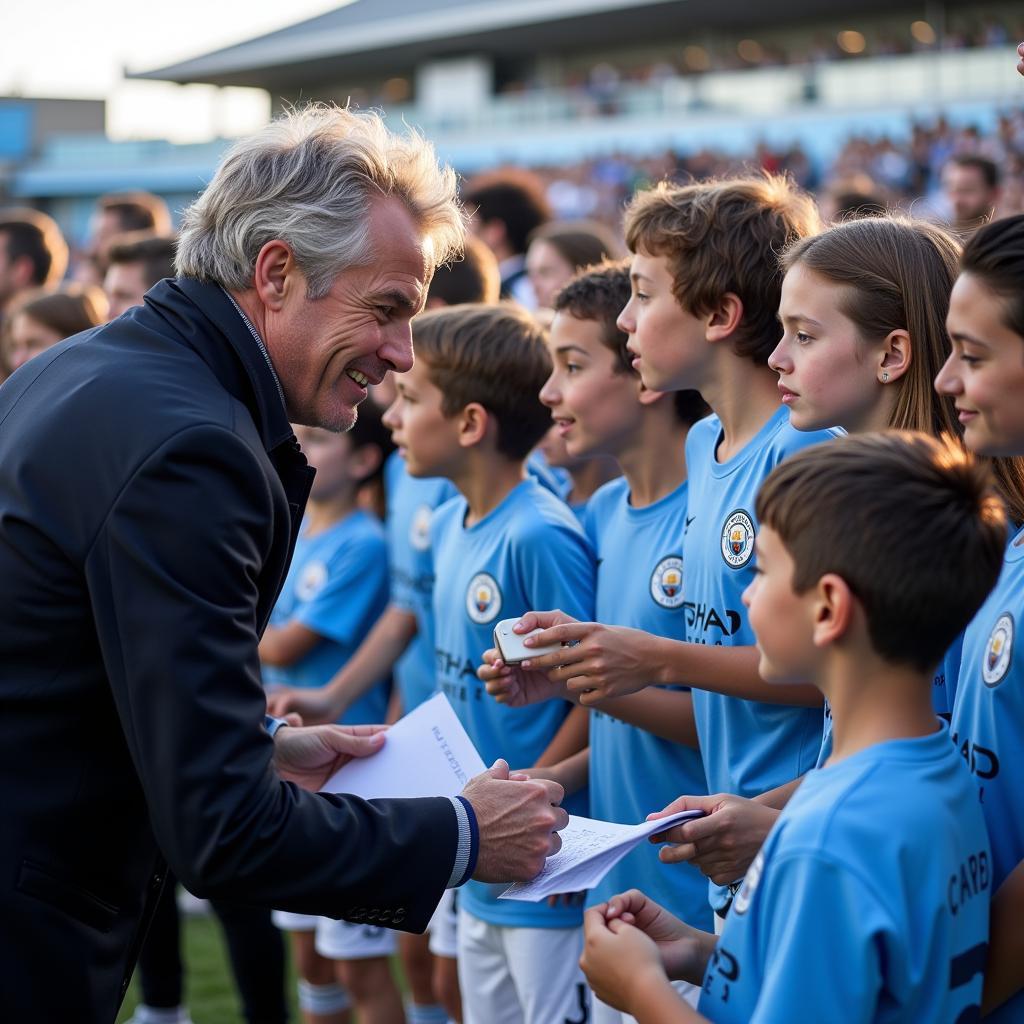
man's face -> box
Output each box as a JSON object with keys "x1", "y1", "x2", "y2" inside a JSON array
[
  {"x1": 265, "y1": 197, "x2": 431, "y2": 432},
  {"x1": 942, "y1": 164, "x2": 997, "y2": 226},
  {"x1": 0, "y1": 233, "x2": 20, "y2": 309},
  {"x1": 103, "y1": 261, "x2": 149, "y2": 320}
]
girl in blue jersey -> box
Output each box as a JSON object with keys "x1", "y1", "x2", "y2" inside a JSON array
[
  {"x1": 580, "y1": 432, "x2": 1005, "y2": 1024},
  {"x1": 935, "y1": 213, "x2": 1024, "y2": 1021}
]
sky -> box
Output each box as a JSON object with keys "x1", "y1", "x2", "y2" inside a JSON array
[{"x1": 0, "y1": 0, "x2": 354, "y2": 142}]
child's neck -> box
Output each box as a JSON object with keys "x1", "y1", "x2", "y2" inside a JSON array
[
  {"x1": 701, "y1": 356, "x2": 782, "y2": 463},
  {"x1": 566, "y1": 456, "x2": 620, "y2": 507},
  {"x1": 821, "y1": 650, "x2": 939, "y2": 764},
  {"x1": 454, "y1": 454, "x2": 527, "y2": 528},
  {"x1": 617, "y1": 414, "x2": 690, "y2": 508},
  {"x1": 304, "y1": 492, "x2": 358, "y2": 536}
]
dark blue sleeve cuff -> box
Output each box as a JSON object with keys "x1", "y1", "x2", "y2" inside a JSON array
[{"x1": 450, "y1": 795, "x2": 479, "y2": 888}]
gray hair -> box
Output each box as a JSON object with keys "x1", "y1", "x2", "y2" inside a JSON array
[{"x1": 175, "y1": 105, "x2": 465, "y2": 298}]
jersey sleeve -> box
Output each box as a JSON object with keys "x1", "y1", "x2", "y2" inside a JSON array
[
  {"x1": 518, "y1": 516, "x2": 597, "y2": 623},
  {"x1": 292, "y1": 528, "x2": 389, "y2": 648},
  {"x1": 740, "y1": 851, "x2": 890, "y2": 1024}
]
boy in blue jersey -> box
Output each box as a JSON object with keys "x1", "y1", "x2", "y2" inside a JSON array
[
  {"x1": 532, "y1": 262, "x2": 712, "y2": 1020},
  {"x1": 261, "y1": 408, "x2": 404, "y2": 1024},
  {"x1": 935, "y1": 213, "x2": 1024, "y2": 1021},
  {"x1": 482, "y1": 177, "x2": 831, "y2": 918},
  {"x1": 580, "y1": 431, "x2": 1005, "y2": 1024},
  {"x1": 386, "y1": 303, "x2": 596, "y2": 1024}
]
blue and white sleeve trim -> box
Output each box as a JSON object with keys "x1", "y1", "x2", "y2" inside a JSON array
[{"x1": 446, "y1": 795, "x2": 479, "y2": 888}]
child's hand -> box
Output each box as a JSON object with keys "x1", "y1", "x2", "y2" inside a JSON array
[
  {"x1": 478, "y1": 648, "x2": 568, "y2": 706},
  {"x1": 265, "y1": 686, "x2": 338, "y2": 725},
  {"x1": 515, "y1": 617, "x2": 657, "y2": 704},
  {"x1": 601, "y1": 890, "x2": 711, "y2": 985},
  {"x1": 648, "y1": 794, "x2": 779, "y2": 885},
  {"x1": 581, "y1": 904, "x2": 666, "y2": 1012}
]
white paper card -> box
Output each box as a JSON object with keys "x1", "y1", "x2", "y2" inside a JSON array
[
  {"x1": 320, "y1": 692, "x2": 486, "y2": 800},
  {"x1": 499, "y1": 809, "x2": 703, "y2": 902}
]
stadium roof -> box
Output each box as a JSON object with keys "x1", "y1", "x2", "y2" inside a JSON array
[{"x1": 133, "y1": 0, "x2": 901, "y2": 90}]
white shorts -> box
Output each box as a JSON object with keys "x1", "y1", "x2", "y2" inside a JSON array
[
  {"x1": 271, "y1": 909, "x2": 320, "y2": 932},
  {"x1": 427, "y1": 888, "x2": 459, "y2": 959},
  {"x1": 591, "y1": 980, "x2": 700, "y2": 1024},
  {"x1": 315, "y1": 916, "x2": 397, "y2": 961},
  {"x1": 457, "y1": 907, "x2": 588, "y2": 1024}
]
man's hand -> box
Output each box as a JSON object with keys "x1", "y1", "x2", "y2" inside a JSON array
[
  {"x1": 512, "y1": 611, "x2": 662, "y2": 704},
  {"x1": 272, "y1": 723, "x2": 387, "y2": 791},
  {"x1": 266, "y1": 686, "x2": 341, "y2": 725},
  {"x1": 478, "y1": 647, "x2": 568, "y2": 707},
  {"x1": 461, "y1": 759, "x2": 569, "y2": 883},
  {"x1": 648, "y1": 794, "x2": 779, "y2": 885}
]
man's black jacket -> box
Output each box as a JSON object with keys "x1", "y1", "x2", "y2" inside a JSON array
[{"x1": 0, "y1": 279, "x2": 459, "y2": 1021}]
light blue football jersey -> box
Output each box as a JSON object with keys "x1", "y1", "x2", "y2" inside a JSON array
[
  {"x1": 431, "y1": 476, "x2": 596, "y2": 929},
  {"x1": 583, "y1": 476, "x2": 711, "y2": 931},
  {"x1": 702, "y1": 729, "x2": 991, "y2": 1024},
  {"x1": 383, "y1": 452, "x2": 456, "y2": 712},
  {"x1": 683, "y1": 409, "x2": 831, "y2": 794},
  {"x1": 950, "y1": 528, "x2": 1024, "y2": 1024},
  {"x1": 263, "y1": 510, "x2": 390, "y2": 725}
]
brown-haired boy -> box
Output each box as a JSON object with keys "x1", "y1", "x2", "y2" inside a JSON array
[
  {"x1": 482, "y1": 176, "x2": 833, "y2": 920},
  {"x1": 388, "y1": 304, "x2": 597, "y2": 1024},
  {"x1": 580, "y1": 431, "x2": 1004, "y2": 1024}
]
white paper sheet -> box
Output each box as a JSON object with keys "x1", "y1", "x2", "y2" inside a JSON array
[
  {"x1": 499, "y1": 809, "x2": 703, "y2": 901},
  {"x1": 319, "y1": 692, "x2": 486, "y2": 800}
]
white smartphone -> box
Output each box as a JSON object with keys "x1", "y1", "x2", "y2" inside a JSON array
[{"x1": 493, "y1": 617, "x2": 563, "y2": 665}]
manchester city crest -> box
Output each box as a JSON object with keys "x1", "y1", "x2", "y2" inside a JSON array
[
  {"x1": 296, "y1": 560, "x2": 328, "y2": 602},
  {"x1": 409, "y1": 503, "x2": 433, "y2": 552},
  {"x1": 650, "y1": 555, "x2": 685, "y2": 609},
  {"x1": 983, "y1": 613, "x2": 1014, "y2": 687},
  {"x1": 720, "y1": 509, "x2": 755, "y2": 569},
  {"x1": 466, "y1": 572, "x2": 502, "y2": 624},
  {"x1": 733, "y1": 847, "x2": 764, "y2": 916}
]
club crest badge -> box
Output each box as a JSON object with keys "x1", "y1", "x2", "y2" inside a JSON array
[
  {"x1": 721, "y1": 509, "x2": 755, "y2": 569},
  {"x1": 409, "y1": 504, "x2": 433, "y2": 552},
  {"x1": 733, "y1": 848, "x2": 764, "y2": 916},
  {"x1": 296, "y1": 560, "x2": 328, "y2": 602},
  {"x1": 650, "y1": 555, "x2": 685, "y2": 609},
  {"x1": 466, "y1": 572, "x2": 502, "y2": 624},
  {"x1": 983, "y1": 613, "x2": 1014, "y2": 687}
]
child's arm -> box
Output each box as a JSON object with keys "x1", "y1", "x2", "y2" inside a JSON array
[
  {"x1": 259, "y1": 622, "x2": 323, "y2": 666},
  {"x1": 266, "y1": 605, "x2": 417, "y2": 722},
  {"x1": 591, "y1": 688, "x2": 699, "y2": 748},
  {"x1": 515, "y1": 612, "x2": 821, "y2": 707},
  {"x1": 982, "y1": 859, "x2": 1024, "y2": 1015},
  {"x1": 519, "y1": 747, "x2": 590, "y2": 797},
  {"x1": 535, "y1": 704, "x2": 589, "y2": 768}
]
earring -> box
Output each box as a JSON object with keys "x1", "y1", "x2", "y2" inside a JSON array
[{"x1": 881, "y1": 372, "x2": 889, "y2": 383}]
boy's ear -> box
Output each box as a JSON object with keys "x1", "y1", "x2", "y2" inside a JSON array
[
  {"x1": 705, "y1": 292, "x2": 744, "y2": 344},
  {"x1": 878, "y1": 329, "x2": 912, "y2": 383},
  {"x1": 253, "y1": 240, "x2": 301, "y2": 312},
  {"x1": 457, "y1": 402, "x2": 491, "y2": 449},
  {"x1": 811, "y1": 573, "x2": 855, "y2": 649}
]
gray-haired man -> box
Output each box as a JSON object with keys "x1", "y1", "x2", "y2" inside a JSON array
[{"x1": 0, "y1": 107, "x2": 567, "y2": 1022}]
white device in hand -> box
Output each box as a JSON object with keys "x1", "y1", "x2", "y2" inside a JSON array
[{"x1": 493, "y1": 618, "x2": 563, "y2": 665}]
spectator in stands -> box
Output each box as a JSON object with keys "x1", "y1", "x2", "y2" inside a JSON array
[
  {"x1": 942, "y1": 154, "x2": 1001, "y2": 235},
  {"x1": 104, "y1": 233, "x2": 177, "y2": 320},
  {"x1": 464, "y1": 169, "x2": 552, "y2": 308},
  {"x1": 524, "y1": 220, "x2": 622, "y2": 310},
  {"x1": 0, "y1": 209, "x2": 69, "y2": 316},
  {"x1": 819, "y1": 175, "x2": 889, "y2": 223},
  {"x1": 1, "y1": 285, "x2": 106, "y2": 375},
  {"x1": 426, "y1": 234, "x2": 501, "y2": 308},
  {"x1": 77, "y1": 191, "x2": 173, "y2": 286}
]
